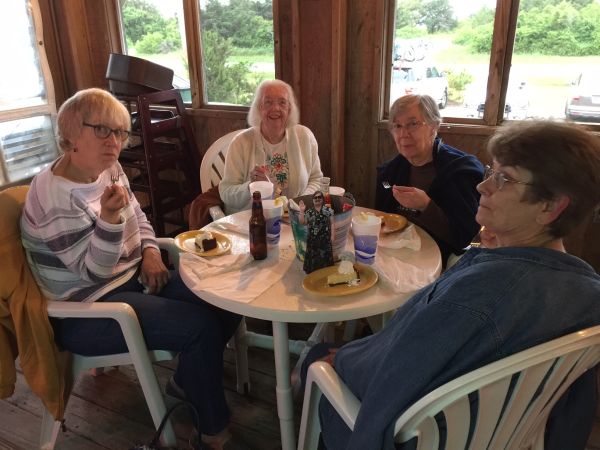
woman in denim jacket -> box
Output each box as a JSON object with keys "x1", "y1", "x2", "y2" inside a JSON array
[{"x1": 318, "y1": 120, "x2": 600, "y2": 450}]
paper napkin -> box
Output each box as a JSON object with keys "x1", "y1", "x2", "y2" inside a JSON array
[
  {"x1": 372, "y1": 249, "x2": 437, "y2": 293},
  {"x1": 378, "y1": 224, "x2": 421, "y2": 251}
]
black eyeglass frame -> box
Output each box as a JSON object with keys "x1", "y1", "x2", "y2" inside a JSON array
[{"x1": 83, "y1": 122, "x2": 130, "y2": 141}]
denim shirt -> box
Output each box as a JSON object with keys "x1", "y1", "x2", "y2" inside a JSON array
[{"x1": 320, "y1": 247, "x2": 600, "y2": 450}]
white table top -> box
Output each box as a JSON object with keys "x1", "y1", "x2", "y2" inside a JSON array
[{"x1": 179, "y1": 207, "x2": 442, "y2": 323}]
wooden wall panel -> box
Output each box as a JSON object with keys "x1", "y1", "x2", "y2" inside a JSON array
[
  {"x1": 343, "y1": 1, "x2": 381, "y2": 206},
  {"x1": 52, "y1": 0, "x2": 115, "y2": 94},
  {"x1": 297, "y1": 0, "x2": 333, "y2": 179}
]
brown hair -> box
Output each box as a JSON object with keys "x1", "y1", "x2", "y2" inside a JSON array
[
  {"x1": 56, "y1": 88, "x2": 130, "y2": 152},
  {"x1": 487, "y1": 120, "x2": 600, "y2": 238}
]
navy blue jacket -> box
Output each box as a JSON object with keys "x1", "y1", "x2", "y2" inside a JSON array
[{"x1": 375, "y1": 139, "x2": 484, "y2": 258}]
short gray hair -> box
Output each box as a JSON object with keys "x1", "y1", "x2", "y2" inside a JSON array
[
  {"x1": 247, "y1": 79, "x2": 299, "y2": 128},
  {"x1": 389, "y1": 94, "x2": 442, "y2": 130}
]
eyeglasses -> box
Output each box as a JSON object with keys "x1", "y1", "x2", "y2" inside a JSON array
[
  {"x1": 313, "y1": 195, "x2": 324, "y2": 201},
  {"x1": 262, "y1": 98, "x2": 289, "y2": 109},
  {"x1": 83, "y1": 123, "x2": 130, "y2": 141},
  {"x1": 391, "y1": 119, "x2": 426, "y2": 134},
  {"x1": 483, "y1": 165, "x2": 534, "y2": 191}
]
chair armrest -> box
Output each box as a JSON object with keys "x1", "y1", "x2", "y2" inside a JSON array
[
  {"x1": 48, "y1": 300, "x2": 155, "y2": 364},
  {"x1": 209, "y1": 205, "x2": 226, "y2": 221},
  {"x1": 157, "y1": 237, "x2": 181, "y2": 267},
  {"x1": 307, "y1": 361, "x2": 361, "y2": 430},
  {"x1": 298, "y1": 361, "x2": 361, "y2": 450}
]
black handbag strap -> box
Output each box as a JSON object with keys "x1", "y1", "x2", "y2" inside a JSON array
[{"x1": 149, "y1": 400, "x2": 201, "y2": 449}]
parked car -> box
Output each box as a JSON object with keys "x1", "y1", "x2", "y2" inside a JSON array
[
  {"x1": 462, "y1": 80, "x2": 529, "y2": 120},
  {"x1": 565, "y1": 71, "x2": 600, "y2": 121},
  {"x1": 391, "y1": 63, "x2": 448, "y2": 109}
]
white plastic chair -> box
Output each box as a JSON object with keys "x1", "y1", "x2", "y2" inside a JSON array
[
  {"x1": 298, "y1": 326, "x2": 600, "y2": 450},
  {"x1": 0, "y1": 185, "x2": 177, "y2": 449},
  {"x1": 200, "y1": 129, "x2": 245, "y2": 221},
  {"x1": 39, "y1": 237, "x2": 182, "y2": 449}
]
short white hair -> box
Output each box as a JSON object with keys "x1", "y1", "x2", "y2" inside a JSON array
[{"x1": 247, "y1": 79, "x2": 299, "y2": 128}]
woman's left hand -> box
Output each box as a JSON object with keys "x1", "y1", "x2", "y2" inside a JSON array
[
  {"x1": 392, "y1": 185, "x2": 431, "y2": 211},
  {"x1": 140, "y1": 247, "x2": 170, "y2": 294}
]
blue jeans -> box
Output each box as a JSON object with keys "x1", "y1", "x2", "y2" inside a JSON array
[{"x1": 49, "y1": 271, "x2": 241, "y2": 435}]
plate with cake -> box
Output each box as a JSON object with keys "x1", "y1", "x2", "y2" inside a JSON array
[
  {"x1": 302, "y1": 261, "x2": 378, "y2": 297},
  {"x1": 377, "y1": 213, "x2": 408, "y2": 234},
  {"x1": 174, "y1": 230, "x2": 232, "y2": 257}
]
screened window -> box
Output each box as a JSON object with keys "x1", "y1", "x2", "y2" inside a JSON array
[
  {"x1": 0, "y1": 0, "x2": 58, "y2": 187},
  {"x1": 388, "y1": 0, "x2": 600, "y2": 126},
  {"x1": 118, "y1": 0, "x2": 276, "y2": 107}
]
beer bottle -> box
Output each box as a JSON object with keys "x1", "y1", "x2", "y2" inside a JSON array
[{"x1": 249, "y1": 191, "x2": 267, "y2": 260}]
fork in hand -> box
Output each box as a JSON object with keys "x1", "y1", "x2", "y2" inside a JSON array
[
  {"x1": 110, "y1": 168, "x2": 120, "y2": 185},
  {"x1": 382, "y1": 181, "x2": 420, "y2": 216}
]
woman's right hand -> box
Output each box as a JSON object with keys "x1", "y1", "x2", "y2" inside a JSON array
[
  {"x1": 250, "y1": 165, "x2": 270, "y2": 182},
  {"x1": 100, "y1": 184, "x2": 129, "y2": 224}
]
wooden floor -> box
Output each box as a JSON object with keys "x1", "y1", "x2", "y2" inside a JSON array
[
  {"x1": 2, "y1": 319, "x2": 600, "y2": 450},
  {"x1": 0, "y1": 319, "x2": 311, "y2": 450}
]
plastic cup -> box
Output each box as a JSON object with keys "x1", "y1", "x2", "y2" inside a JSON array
[
  {"x1": 352, "y1": 213, "x2": 382, "y2": 265},
  {"x1": 329, "y1": 186, "x2": 345, "y2": 196},
  {"x1": 262, "y1": 199, "x2": 283, "y2": 246},
  {"x1": 249, "y1": 181, "x2": 274, "y2": 200}
]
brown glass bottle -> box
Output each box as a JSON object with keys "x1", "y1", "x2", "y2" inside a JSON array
[{"x1": 249, "y1": 191, "x2": 267, "y2": 260}]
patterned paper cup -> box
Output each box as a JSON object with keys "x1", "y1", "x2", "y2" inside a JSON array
[
  {"x1": 351, "y1": 213, "x2": 382, "y2": 265},
  {"x1": 262, "y1": 199, "x2": 283, "y2": 246}
]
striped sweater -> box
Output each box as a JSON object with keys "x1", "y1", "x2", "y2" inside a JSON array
[{"x1": 20, "y1": 159, "x2": 158, "y2": 302}]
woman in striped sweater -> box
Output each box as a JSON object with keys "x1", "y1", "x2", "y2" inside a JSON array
[{"x1": 20, "y1": 88, "x2": 241, "y2": 450}]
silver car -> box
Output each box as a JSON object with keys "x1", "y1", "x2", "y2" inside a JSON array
[
  {"x1": 565, "y1": 72, "x2": 600, "y2": 121},
  {"x1": 391, "y1": 63, "x2": 448, "y2": 109}
]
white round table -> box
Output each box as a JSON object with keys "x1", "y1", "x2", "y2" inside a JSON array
[{"x1": 179, "y1": 207, "x2": 442, "y2": 450}]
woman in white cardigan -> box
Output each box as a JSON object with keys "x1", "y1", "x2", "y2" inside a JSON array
[{"x1": 219, "y1": 79, "x2": 323, "y2": 214}]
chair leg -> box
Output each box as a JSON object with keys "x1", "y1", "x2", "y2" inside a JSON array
[
  {"x1": 232, "y1": 319, "x2": 251, "y2": 395},
  {"x1": 39, "y1": 415, "x2": 62, "y2": 450},
  {"x1": 342, "y1": 320, "x2": 358, "y2": 341},
  {"x1": 40, "y1": 351, "x2": 73, "y2": 450}
]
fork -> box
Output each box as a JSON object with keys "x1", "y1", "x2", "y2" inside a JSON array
[
  {"x1": 110, "y1": 168, "x2": 120, "y2": 185},
  {"x1": 382, "y1": 181, "x2": 420, "y2": 216}
]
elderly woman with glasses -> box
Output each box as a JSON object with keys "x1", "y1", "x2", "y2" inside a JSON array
[
  {"x1": 298, "y1": 191, "x2": 335, "y2": 273},
  {"x1": 316, "y1": 120, "x2": 600, "y2": 450},
  {"x1": 376, "y1": 94, "x2": 484, "y2": 262},
  {"x1": 219, "y1": 79, "x2": 324, "y2": 214},
  {"x1": 20, "y1": 88, "x2": 242, "y2": 450}
]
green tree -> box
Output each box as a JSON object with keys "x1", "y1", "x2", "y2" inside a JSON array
[
  {"x1": 121, "y1": 0, "x2": 181, "y2": 53},
  {"x1": 121, "y1": 0, "x2": 164, "y2": 44},
  {"x1": 395, "y1": 0, "x2": 422, "y2": 30},
  {"x1": 201, "y1": 0, "x2": 273, "y2": 49},
  {"x1": 418, "y1": 0, "x2": 456, "y2": 33},
  {"x1": 202, "y1": 31, "x2": 260, "y2": 105}
]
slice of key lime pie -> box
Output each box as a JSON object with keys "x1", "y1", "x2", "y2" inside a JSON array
[{"x1": 327, "y1": 251, "x2": 360, "y2": 286}]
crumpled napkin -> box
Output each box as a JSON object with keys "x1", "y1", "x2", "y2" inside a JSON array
[
  {"x1": 372, "y1": 249, "x2": 437, "y2": 293},
  {"x1": 180, "y1": 252, "x2": 253, "y2": 279},
  {"x1": 180, "y1": 248, "x2": 295, "y2": 303},
  {"x1": 378, "y1": 224, "x2": 421, "y2": 250}
]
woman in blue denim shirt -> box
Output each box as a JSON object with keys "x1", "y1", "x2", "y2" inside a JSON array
[{"x1": 317, "y1": 120, "x2": 600, "y2": 450}]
